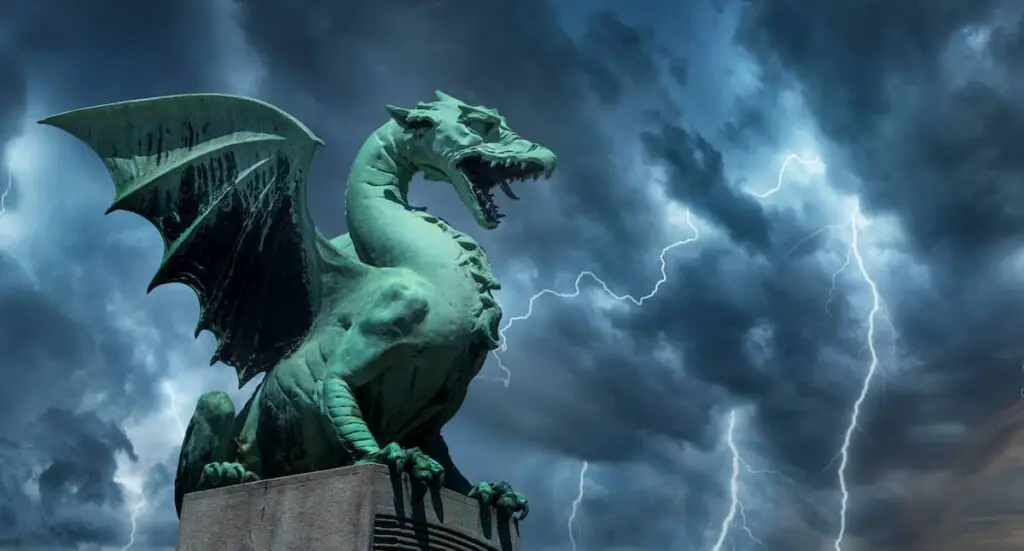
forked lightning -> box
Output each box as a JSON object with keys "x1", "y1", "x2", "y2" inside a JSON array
[
  {"x1": 491, "y1": 210, "x2": 700, "y2": 386},
  {"x1": 829, "y1": 200, "x2": 883, "y2": 551}
]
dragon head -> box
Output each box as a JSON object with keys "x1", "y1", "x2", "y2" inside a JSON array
[{"x1": 387, "y1": 90, "x2": 557, "y2": 229}]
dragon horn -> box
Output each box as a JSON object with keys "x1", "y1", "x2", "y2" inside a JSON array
[{"x1": 434, "y1": 90, "x2": 461, "y2": 103}]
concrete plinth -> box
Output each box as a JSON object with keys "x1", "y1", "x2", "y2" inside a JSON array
[{"x1": 178, "y1": 464, "x2": 519, "y2": 551}]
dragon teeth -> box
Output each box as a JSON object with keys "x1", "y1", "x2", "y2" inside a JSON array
[{"x1": 499, "y1": 181, "x2": 520, "y2": 200}]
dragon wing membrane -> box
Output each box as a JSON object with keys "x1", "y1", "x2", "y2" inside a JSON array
[{"x1": 41, "y1": 93, "x2": 341, "y2": 387}]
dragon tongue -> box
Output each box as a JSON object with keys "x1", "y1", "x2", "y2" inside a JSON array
[{"x1": 499, "y1": 181, "x2": 520, "y2": 200}]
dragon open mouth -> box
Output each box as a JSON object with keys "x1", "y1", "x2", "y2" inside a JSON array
[{"x1": 456, "y1": 154, "x2": 547, "y2": 227}]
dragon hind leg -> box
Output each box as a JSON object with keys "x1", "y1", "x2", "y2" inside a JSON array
[{"x1": 174, "y1": 391, "x2": 258, "y2": 517}]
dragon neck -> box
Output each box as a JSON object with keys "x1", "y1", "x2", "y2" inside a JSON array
[{"x1": 343, "y1": 122, "x2": 502, "y2": 345}]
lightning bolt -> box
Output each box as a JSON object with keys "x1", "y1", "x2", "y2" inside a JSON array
[
  {"x1": 826, "y1": 242, "x2": 851, "y2": 315},
  {"x1": 736, "y1": 502, "x2": 768, "y2": 550},
  {"x1": 749, "y1": 153, "x2": 887, "y2": 551},
  {"x1": 490, "y1": 210, "x2": 700, "y2": 386},
  {"x1": 704, "y1": 408, "x2": 779, "y2": 551},
  {"x1": 121, "y1": 490, "x2": 147, "y2": 551},
  {"x1": 830, "y1": 200, "x2": 883, "y2": 551},
  {"x1": 164, "y1": 380, "x2": 187, "y2": 436},
  {"x1": 709, "y1": 410, "x2": 741, "y2": 551},
  {"x1": 0, "y1": 170, "x2": 12, "y2": 221},
  {"x1": 567, "y1": 460, "x2": 588, "y2": 551},
  {"x1": 117, "y1": 382, "x2": 186, "y2": 550},
  {"x1": 749, "y1": 154, "x2": 824, "y2": 198}
]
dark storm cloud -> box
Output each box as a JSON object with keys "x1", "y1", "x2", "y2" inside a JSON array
[
  {"x1": 576, "y1": 11, "x2": 664, "y2": 104},
  {"x1": 0, "y1": 409, "x2": 137, "y2": 549},
  {"x1": 989, "y1": 15, "x2": 1024, "y2": 70},
  {"x1": 718, "y1": 78, "x2": 785, "y2": 150},
  {"x1": 32, "y1": 410, "x2": 136, "y2": 542},
  {"x1": 135, "y1": 462, "x2": 179, "y2": 548},
  {"x1": 468, "y1": 298, "x2": 728, "y2": 460},
  {"x1": 13, "y1": 0, "x2": 219, "y2": 101},
  {"x1": 736, "y1": 0, "x2": 1020, "y2": 256},
  {"x1": 667, "y1": 57, "x2": 689, "y2": 88},
  {"x1": 595, "y1": 237, "x2": 877, "y2": 485},
  {"x1": 641, "y1": 123, "x2": 772, "y2": 250},
  {"x1": 0, "y1": 250, "x2": 153, "y2": 549},
  {"x1": 0, "y1": 250, "x2": 157, "y2": 436},
  {"x1": 0, "y1": 252, "x2": 92, "y2": 430}
]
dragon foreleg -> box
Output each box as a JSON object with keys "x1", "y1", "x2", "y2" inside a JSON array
[
  {"x1": 313, "y1": 377, "x2": 445, "y2": 484},
  {"x1": 311, "y1": 273, "x2": 451, "y2": 483},
  {"x1": 313, "y1": 378, "x2": 379, "y2": 458}
]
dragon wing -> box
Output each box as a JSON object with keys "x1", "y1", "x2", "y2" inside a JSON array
[{"x1": 41, "y1": 94, "x2": 357, "y2": 387}]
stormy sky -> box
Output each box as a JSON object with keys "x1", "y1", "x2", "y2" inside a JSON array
[{"x1": 2, "y1": 0, "x2": 1024, "y2": 550}]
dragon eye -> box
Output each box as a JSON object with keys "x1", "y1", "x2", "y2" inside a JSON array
[
  {"x1": 470, "y1": 120, "x2": 497, "y2": 136},
  {"x1": 407, "y1": 117, "x2": 434, "y2": 130}
]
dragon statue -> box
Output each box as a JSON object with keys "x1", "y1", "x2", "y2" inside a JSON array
[{"x1": 40, "y1": 90, "x2": 556, "y2": 520}]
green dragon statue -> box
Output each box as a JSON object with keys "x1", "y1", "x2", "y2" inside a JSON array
[{"x1": 40, "y1": 90, "x2": 555, "y2": 520}]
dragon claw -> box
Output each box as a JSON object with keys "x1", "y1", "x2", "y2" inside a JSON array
[
  {"x1": 358, "y1": 443, "x2": 445, "y2": 487},
  {"x1": 197, "y1": 462, "x2": 259, "y2": 490},
  {"x1": 467, "y1": 482, "x2": 491, "y2": 501},
  {"x1": 469, "y1": 480, "x2": 529, "y2": 520},
  {"x1": 358, "y1": 442, "x2": 407, "y2": 471},
  {"x1": 407, "y1": 447, "x2": 446, "y2": 487}
]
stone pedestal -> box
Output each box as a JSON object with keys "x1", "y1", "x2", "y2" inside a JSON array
[{"x1": 178, "y1": 463, "x2": 519, "y2": 551}]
